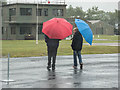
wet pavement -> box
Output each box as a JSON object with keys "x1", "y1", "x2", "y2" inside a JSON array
[
  {"x1": 1, "y1": 53, "x2": 119, "y2": 88},
  {"x1": 84, "y1": 43, "x2": 120, "y2": 46}
]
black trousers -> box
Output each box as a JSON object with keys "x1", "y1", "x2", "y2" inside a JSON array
[{"x1": 47, "y1": 46, "x2": 58, "y2": 67}]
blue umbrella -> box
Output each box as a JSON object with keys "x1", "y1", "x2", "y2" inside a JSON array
[{"x1": 75, "y1": 19, "x2": 93, "y2": 45}]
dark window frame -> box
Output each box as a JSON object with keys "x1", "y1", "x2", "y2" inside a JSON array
[
  {"x1": 53, "y1": 9, "x2": 64, "y2": 16},
  {"x1": 44, "y1": 8, "x2": 48, "y2": 16},
  {"x1": 20, "y1": 27, "x2": 32, "y2": 35},
  {"x1": 1, "y1": 9, "x2": 3, "y2": 16},
  {"x1": 36, "y1": 8, "x2": 42, "y2": 16},
  {"x1": 53, "y1": 9, "x2": 57, "y2": 16},
  {"x1": 9, "y1": 8, "x2": 16, "y2": 16},
  {"x1": 38, "y1": 24, "x2": 43, "y2": 34},
  {"x1": 2, "y1": 27, "x2": 4, "y2": 34},
  {"x1": 11, "y1": 27, "x2": 16, "y2": 35},
  {"x1": 20, "y1": 8, "x2": 32, "y2": 16}
]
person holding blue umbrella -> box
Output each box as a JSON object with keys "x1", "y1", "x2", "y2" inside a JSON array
[
  {"x1": 75, "y1": 18, "x2": 93, "y2": 45},
  {"x1": 71, "y1": 18, "x2": 93, "y2": 69},
  {"x1": 71, "y1": 27, "x2": 83, "y2": 69}
]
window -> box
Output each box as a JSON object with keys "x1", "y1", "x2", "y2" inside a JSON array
[
  {"x1": 57, "y1": 9, "x2": 63, "y2": 16},
  {"x1": 53, "y1": 9, "x2": 64, "y2": 16},
  {"x1": 44, "y1": 8, "x2": 48, "y2": 16},
  {"x1": 20, "y1": 8, "x2": 32, "y2": 16},
  {"x1": 38, "y1": 25, "x2": 43, "y2": 34},
  {"x1": 53, "y1": 9, "x2": 57, "y2": 16},
  {"x1": 1, "y1": 9, "x2": 3, "y2": 16},
  {"x1": 36, "y1": 8, "x2": 42, "y2": 16},
  {"x1": 20, "y1": 27, "x2": 32, "y2": 35},
  {"x1": 11, "y1": 27, "x2": 16, "y2": 35},
  {"x1": 2, "y1": 27, "x2": 4, "y2": 34},
  {"x1": 9, "y1": 8, "x2": 16, "y2": 16}
]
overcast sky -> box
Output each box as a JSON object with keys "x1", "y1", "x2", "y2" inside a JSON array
[
  {"x1": 66, "y1": 1, "x2": 118, "y2": 12},
  {"x1": 7, "y1": 0, "x2": 119, "y2": 12}
]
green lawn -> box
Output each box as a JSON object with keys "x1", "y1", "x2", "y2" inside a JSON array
[
  {"x1": 2, "y1": 40, "x2": 47, "y2": 57},
  {"x1": 93, "y1": 35, "x2": 118, "y2": 40},
  {"x1": 58, "y1": 40, "x2": 119, "y2": 55},
  {"x1": 2, "y1": 35, "x2": 119, "y2": 57},
  {"x1": 88, "y1": 35, "x2": 119, "y2": 43}
]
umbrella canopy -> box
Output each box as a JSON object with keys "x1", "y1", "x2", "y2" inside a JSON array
[
  {"x1": 42, "y1": 18, "x2": 73, "y2": 39},
  {"x1": 75, "y1": 19, "x2": 93, "y2": 45}
]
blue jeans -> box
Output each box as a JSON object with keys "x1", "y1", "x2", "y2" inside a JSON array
[{"x1": 73, "y1": 51, "x2": 82, "y2": 66}]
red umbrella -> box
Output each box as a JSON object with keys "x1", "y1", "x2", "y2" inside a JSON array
[{"x1": 42, "y1": 18, "x2": 73, "y2": 39}]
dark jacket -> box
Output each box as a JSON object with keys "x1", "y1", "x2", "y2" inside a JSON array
[
  {"x1": 45, "y1": 35, "x2": 60, "y2": 48},
  {"x1": 71, "y1": 31, "x2": 83, "y2": 51}
]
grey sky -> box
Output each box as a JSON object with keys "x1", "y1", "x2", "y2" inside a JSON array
[
  {"x1": 66, "y1": 0, "x2": 119, "y2": 12},
  {"x1": 66, "y1": 2, "x2": 118, "y2": 12},
  {"x1": 7, "y1": 0, "x2": 119, "y2": 12}
]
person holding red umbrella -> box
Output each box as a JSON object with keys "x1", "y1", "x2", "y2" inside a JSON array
[
  {"x1": 42, "y1": 18, "x2": 73, "y2": 71},
  {"x1": 45, "y1": 35, "x2": 60, "y2": 71}
]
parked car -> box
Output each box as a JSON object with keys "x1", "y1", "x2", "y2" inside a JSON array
[{"x1": 24, "y1": 34, "x2": 34, "y2": 40}]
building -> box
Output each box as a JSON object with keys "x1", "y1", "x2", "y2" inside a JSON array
[
  {"x1": 2, "y1": 2, "x2": 66, "y2": 40},
  {"x1": 118, "y1": 1, "x2": 120, "y2": 35},
  {"x1": 0, "y1": 1, "x2": 2, "y2": 40},
  {"x1": 66, "y1": 18, "x2": 115, "y2": 35},
  {"x1": 88, "y1": 20, "x2": 114, "y2": 35}
]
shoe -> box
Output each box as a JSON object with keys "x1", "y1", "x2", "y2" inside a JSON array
[
  {"x1": 80, "y1": 63, "x2": 83, "y2": 69},
  {"x1": 52, "y1": 67, "x2": 55, "y2": 71},
  {"x1": 73, "y1": 66, "x2": 77, "y2": 69},
  {"x1": 52, "y1": 64, "x2": 55, "y2": 71},
  {"x1": 47, "y1": 66, "x2": 51, "y2": 71}
]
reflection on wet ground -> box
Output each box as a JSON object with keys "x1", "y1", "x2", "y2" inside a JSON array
[
  {"x1": 1, "y1": 54, "x2": 119, "y2": 88},
  {"x1": 47, "y1": 71, "x2": 56, "y2": 80}
]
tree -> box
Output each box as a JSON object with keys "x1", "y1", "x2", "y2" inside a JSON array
[
  {"x1": 74, "y1": 6, "x2": 85, "y2": 19},
  {"x1": 66, "y1": 5, "x2": 118, "y2": 28},
  {"x1": 0, "y1": 0, "x2": 7, "y2": 5},
  {"x1": 66, "y1": 5, "x2": 85, "y2": 19},
  {"x1": 85, "y1": 6, "x2": 101, "y2": 20},
  {"x1": 66, "y1": 5, "x2": 75, "y2": 17},
  {"x1": 105, "y1": 10, "x2": 118, "y2": 26}
]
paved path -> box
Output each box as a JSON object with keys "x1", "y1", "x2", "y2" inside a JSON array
[
  {"x1": 83, "y1": 43, "x2": 120, "y2": 46},
  {"x1": 1, "y1": 54, "x2": 119, "y2": 88}
]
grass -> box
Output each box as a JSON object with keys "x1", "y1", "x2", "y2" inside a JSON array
[
  {"x1": 93, "y1": 35, "x2": 118, "y2": 40},
  {"x1": 90, "y1": 35, "x2": 119, "y2": 43},
  {"x1": 1, "y1": 35, "x2": 120, "y2": 57},
  {"x1": 2, "y1": 40, "x2": 47, "y2": 57},
  {"x1": 58, "y1": 40, "x2": 119, "y2": 55}
]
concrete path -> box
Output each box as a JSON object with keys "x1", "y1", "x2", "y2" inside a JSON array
[
  {"x1": 83, "y1": 43, "x2": 120, "y2": 46},
  {"x1": 1, "y1": 53, "x2": 119, "y2": 88}
]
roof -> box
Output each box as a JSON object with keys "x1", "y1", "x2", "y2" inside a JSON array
[
  {"x1": 88, "y1": 20, "x2": 114, "y2": 28},
  {"x1": 2, "y1": 3, "x2": 67, "y2": 7},
  {"x1": 87, "y1": 20, "x2": 101, "y2": 24}
]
